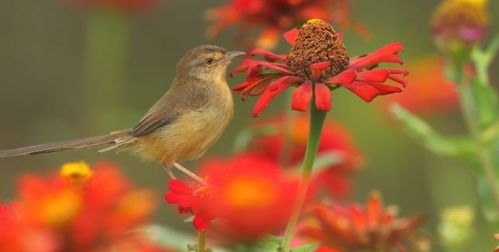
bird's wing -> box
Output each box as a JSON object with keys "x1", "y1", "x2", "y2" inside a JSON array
[
  {"x1": 128, "y1": 82, "x2": 209, "y2": 137},
  {"x1": 128, "y1": 111, "x2": 178, "y2": 137}
]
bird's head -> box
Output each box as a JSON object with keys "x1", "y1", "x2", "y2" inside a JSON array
[{"x1": 176, "y1": 45, "x2": 245, "y2": 81}]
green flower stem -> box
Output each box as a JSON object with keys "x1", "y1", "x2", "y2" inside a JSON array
[
  {"x1": 84, "y1": 9, "x2": 129, "y2": 131},
  {"x1": 198, "y1": 230, "x2": 207, "y2": 252},
  {"x1": 281, "y1": 97, "x2": 327, "y2": 252},
  {"x1": 455, "y1": 64, "x2": 499, "y2": 216}
]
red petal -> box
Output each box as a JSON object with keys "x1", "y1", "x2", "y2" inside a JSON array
[
  {"x1": 348, "y1": 42, "x2": 404, "y2": 69},
  {"x1": 350, "y1": 205, "x2": 366, "y2": 230},
  {"x1": 193, "y1": 213, "x2": 213, "y2": 231},
  {"x1": 250, "y1": 48, "x2": 287, "y2": 61},
  {"x1": 340, "y1": 81, "x2": 379, "y2": 102},
  {"x1": 327, "y1": 69, "x2": 356, "y2": 84},
  {"x1": 284, "y1": 28, "x2": 299, "y2": 46},
  {"x1": 388, "y1": 75, "x2": 408, "y2": 86},
  {"x1": 314, "y1": 83, "x2": 332, "y2": 111},
  {"x1": 235, "y1": 76, "x2": 275, "y2": 96},
  {"x1": 311, "y1": 62, "x2": 330, "y2": 81},
  {"x1": 168, "y1": 179, "x2": 192, "y2": 194},
  {"x1": 366, "y1": 192, "x2": 383, "y2": 229},
  {"x1": 367, "y1": 82, "x2": 402, "y2": 95},
  {"x1": 291, "y1": 82, "x2": 313, "y2": 112},
  {"x1": 252, "y1": 76, "x2": 301, "y2": 117},
  {"x1": 246, "y1": 64, "x2": 263, "y2": 80},
  {"x1": 246, "y1": 59, "x2": 294, "y2": 75},
  {"x1": 357, "y1": 69, "x2": 408, "y2": 83},
  {"x1": 229, "y1": 64, "x2": 249, "y2": 78},
  {"x1": 164, "y1": 192, "x2": 180, "y2": 203}
]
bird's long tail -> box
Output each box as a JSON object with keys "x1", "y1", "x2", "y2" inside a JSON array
[{"x1": 0, "y1": 130, "x2": 131, "y2": 158}]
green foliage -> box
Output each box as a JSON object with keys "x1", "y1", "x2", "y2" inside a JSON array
[
  {"x1": 478, "y1": 179, "x2": 499, "y2": 228},
  {"x1": 390, "y1": 104, "x2": 477, "y2": 163},
  {"x1": 290, "y1": 244, "x2": 319, "y2": 252},
  {"x1": 256, "y1": 235, "x2": 283, "y2": 251}
]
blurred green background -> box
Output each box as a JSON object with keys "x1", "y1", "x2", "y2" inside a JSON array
[{"x1": 0, "y1": 0, "x2": 498, "y2": 250}]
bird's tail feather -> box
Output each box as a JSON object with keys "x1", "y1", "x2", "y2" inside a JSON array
[{"x1": 0, "y1": 130, "x2": 131, "y2": 158}]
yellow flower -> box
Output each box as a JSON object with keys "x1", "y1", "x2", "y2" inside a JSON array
[{"x1": 60, "y1": 161, "x2": 94, "y2": 185}]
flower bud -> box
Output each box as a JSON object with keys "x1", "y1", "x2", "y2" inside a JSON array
[
  {"x1": 431, "y1": 0, "x2": 489, "y2": 59},
  {"x1": 438, "y1": 206, "x2": 474, "y2": 250}
]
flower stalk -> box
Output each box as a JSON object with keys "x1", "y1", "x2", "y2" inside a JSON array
[
  {"x1": 197, "y1": 230, "x2": 207, "y2": 252},
  {"x1": 452, "y1": 55, "x2": 499, "y2": 220},
  {"x1": 281, "y1": 94, "x2": 327, "y2": 252},
  {"x1": 84, "y1": 9, "x2": 130, "y2": 131}
]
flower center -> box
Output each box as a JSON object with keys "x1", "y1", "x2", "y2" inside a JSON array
[
  {"x1": 224, "y1": 176, "x2": 277, "y2": 209},
  {"x1": 286, "y1": 19, "x2": 349, "y2": 82}
]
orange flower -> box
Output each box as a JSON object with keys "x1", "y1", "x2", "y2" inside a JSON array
[
  {"x1": 380, "y1": 55, "x2": 458, "y2": 116},
  {"x1": 250, "y1": 114, "x2": 363, "y2": 199},
  {"x1": 0, "y1": 162, "x2": 173, "y2": 252},
  {"x1": 300, "y1": 192, "x2": 424, "y2": 251},
  {"x1": 165, "y1": 154, "x2": 299, "y2": 242},
  {"x1": 206, "y1": 0, "x2": 367, "y2": 49}
]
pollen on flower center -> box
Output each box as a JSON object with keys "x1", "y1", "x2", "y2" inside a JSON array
[
  {"x1": 224, "y1": 177, "x2": 277, "y2": 209},
  {"x1": 286, "y1": 19, "x2": 349, "y2": 82}
]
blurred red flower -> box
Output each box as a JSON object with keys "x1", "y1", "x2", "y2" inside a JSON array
[
  {"x1": 300, "y1": 192, "x2": 424, "y2": 251},
  {"x1": 206, "y1": 0, "x2": 367, "y2": 49},
  {"x1": 0, "y1": 162, "x2": 173, "y2": 252},
  {"x1": 250, "y1": 114, "x2": 363, "y2": 198},
  {"x1": 64, "y1": 0, "x2": 158, "y2": 11},
  {"x1": 231, "y1": 19, "x2": 408, "y2": 117},
  {"x1": 380, "y1": 55, "x2": 458, "y2": 116},
  {"x1": 165, "y1": 154, "x2": 299, "y2": 242},
  {"x1": 314, "y1": 245, "x2": 344, "y2": 252}
]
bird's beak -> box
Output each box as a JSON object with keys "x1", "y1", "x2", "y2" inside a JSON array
[{"x1": 224, "y1": 51, "x2": 246, "y2": 61}]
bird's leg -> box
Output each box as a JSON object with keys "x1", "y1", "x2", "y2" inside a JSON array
[
  {"x1": 162, "y1": 163, "x2": 177, "y2": 179},
  {"x1": 173, "y1": 162, "x2": 207, "y2": 185}
]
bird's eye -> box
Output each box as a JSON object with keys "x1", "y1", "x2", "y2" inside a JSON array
[{"x1": 206, "y1": 58, "x2": 214, "y2": 65}]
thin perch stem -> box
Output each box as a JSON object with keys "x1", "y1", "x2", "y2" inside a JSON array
[
  {"x1": 281, "y1": 97, "x2": 327, "y2": 252},
  {"x1": 198, "y1": 230, "x2": 207, "y2": 252}
]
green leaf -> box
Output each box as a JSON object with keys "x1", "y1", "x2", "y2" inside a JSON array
[
  {"x1": 256, "y1": 235, "x2": 282, "y2": 251},
  {"x1": 477, "y1": 179, "x2": 499, "y2": 229},
  {"x1": 390, "y1": 104, "x2": 477, "y2": 160},
  {"x1": 290, "y1": 243, "x2": 319, "y2": 252},
  {"x1": 468, "y1": 79, "x2": 499, "y2": 131},
  {"x1": 312, "y1": 151, "x2": 344, "y2": 170}
]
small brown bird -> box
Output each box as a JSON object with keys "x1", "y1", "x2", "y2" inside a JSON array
[{"x1": 0, "y1": 45, "x2": 244, "y2": 182}]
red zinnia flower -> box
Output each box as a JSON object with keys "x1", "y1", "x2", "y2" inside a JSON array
[
  {"x1": 0, "y1": 162, "x2": 172, "y2": 252},
  {"x1": 165, "y1": 154, "x2": 299, "y2": 242},
  {"x1": 300, "y1": 192, "x2": 424, "y2": 251},
  {"x1": 206, "y1": 0, "x2": 367, "y2": 49},
  {"x1": 231, "y1": 19, "x2": 408, "y2": 117},
  {"x1": 314, "y1": 245, "x2": 345, "y2": 252},
  {"x1": 379, "y1": 55, "x2": 458, "y2": 116},
  {"x1": 250, "y1": 114, "x2": 363, "y2": 198}
]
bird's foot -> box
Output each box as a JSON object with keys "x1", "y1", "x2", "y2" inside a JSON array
[
  {"x1": 162, "y1": 164, "x2": 177, "y2": 179},
  {"x1": 173, "y1": 162, "x2": 208, "y2": 186}
]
